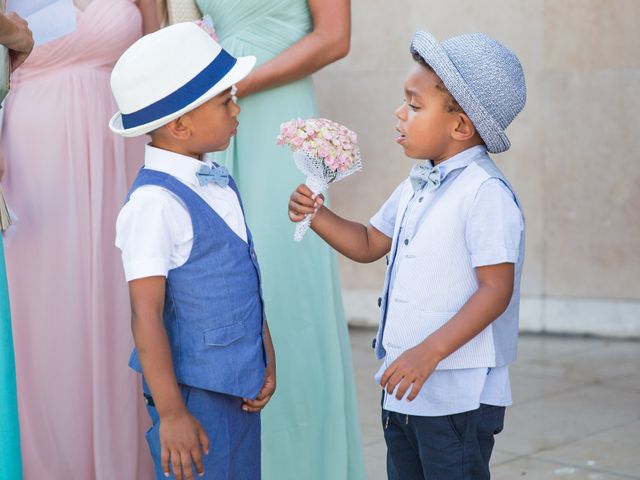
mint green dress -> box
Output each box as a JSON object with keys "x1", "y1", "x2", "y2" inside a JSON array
[
  {"x1": 0, "y1": 236, "x2": 22, "y2": 479},
  {"x1": 196, "y1": 1, "x2": 365, "y2": 479}
]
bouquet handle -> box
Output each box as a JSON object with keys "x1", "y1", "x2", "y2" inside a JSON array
[
  {"x1": 294, "y1": 216, "x2": 312, "y2": 242},
  {"x1": 294, "y1": 175, "x2": 327, "y2": 242}
]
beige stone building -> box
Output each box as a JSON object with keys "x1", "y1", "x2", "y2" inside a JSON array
[{"x1": 313, "y1": 0, "x2": 640, "y2": 337}]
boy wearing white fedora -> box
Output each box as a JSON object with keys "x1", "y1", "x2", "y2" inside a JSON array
[
  {"x1": 111, "y1": 23, "x2": 276, "y2": 480},
  {"x1": 289, "y1": 30, "x2": 526, "y2": 479}
]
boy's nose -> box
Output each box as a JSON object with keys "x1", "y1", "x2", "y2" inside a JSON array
[{"x1": 395, "y1": 104, "x2": 406, "y2": 120}]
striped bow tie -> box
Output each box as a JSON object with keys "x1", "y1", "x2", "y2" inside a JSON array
[
  {"x1": 196, "y1": 163, "x2": 229, "y2": 187},
  {"x1": 409, "y1": 163, "x2": 442, "y2": 192}
]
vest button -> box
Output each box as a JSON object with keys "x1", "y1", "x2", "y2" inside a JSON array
[
  {"x1": 404, "y1": 239, "x2": 409, "y2": 245},
  {"x1": 372, "y1": 338, "x2": 377, "y2": 349},
  {"x1": 377, "y1": 297, "x2": 382, "y2": 307},
  {"x1": 418, "y1": 197, "x2": 424, "y2": 203}
]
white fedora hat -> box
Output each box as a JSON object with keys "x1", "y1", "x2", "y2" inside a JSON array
[{"x1": 109, "y1": 22, "x2": 256, "y2": 137}]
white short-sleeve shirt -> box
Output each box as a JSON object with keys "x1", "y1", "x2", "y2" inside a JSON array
[{"x1": 115, "y1": 145, "x2": 247, "y2": 282}]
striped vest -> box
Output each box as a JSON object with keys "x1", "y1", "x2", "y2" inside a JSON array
[{"x1": 374, "y1": 155, "x2": 525, "y2": 370}]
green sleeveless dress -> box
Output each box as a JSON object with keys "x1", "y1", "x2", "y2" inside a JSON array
[
  {"x1": 0, "y1": 236, "x2": 22, "y2": 479},
  {"x1": 196, "y1": 1, "x2": 365, "y2": 478}
]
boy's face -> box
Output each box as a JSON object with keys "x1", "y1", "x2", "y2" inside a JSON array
[
  {"x1": 395, "y1": 65, "x2": 461, "y2": 162},
  {"x1": 183, "y1": 87, "x2": 240, "y2": 153}
]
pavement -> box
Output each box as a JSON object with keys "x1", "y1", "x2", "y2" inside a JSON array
[{"x1": 349, "y1": 327, "x2": 640, "y2": 479}]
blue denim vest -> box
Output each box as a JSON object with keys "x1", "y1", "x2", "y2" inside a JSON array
[{"x1": 126, "y1": 168, "x2": 266, "y2": 399}]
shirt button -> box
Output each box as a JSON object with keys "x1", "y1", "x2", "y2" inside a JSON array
[
  {"x1": 404, "y1": 239, "x2": 409, "y2": 245},
  {"x1": 418, "y1": 197, "x2": 424, "y2": 203},
  {"x1": 372, "y1": 338, "x2": 377, "y2": 349},
  {"x1": 377, "y1": 297, "x2": 382, "y2": 307}
]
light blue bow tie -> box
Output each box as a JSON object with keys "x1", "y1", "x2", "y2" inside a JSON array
[
  {"x1": 196, "y1": 163, "x2": 229, "y2": 187},
  {"x1": 409, "y1": 163, "x2": 442, "y2": 192}
]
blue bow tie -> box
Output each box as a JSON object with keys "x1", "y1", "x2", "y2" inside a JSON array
[
  {"x1": 409, "y1": 162, "x2": 442, "y2": 192},
  {"x1": 196, "y1": 163, "x2": 229, "y2": 187}
]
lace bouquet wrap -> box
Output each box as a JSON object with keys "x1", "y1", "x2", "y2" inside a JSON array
[{"x1": 277, "y1": 118, "x2": 363, "y2": 241}]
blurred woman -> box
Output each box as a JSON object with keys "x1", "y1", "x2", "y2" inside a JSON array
[
  {"x1": 0, "y1": 1, "x2": 158, "y2": 478},
  {"x1": 191, "y1": 0, "x2": 365, "y2": 478}
]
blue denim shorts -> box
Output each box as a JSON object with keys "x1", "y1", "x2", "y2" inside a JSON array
[{"x1": 144, "y1": 383, "x2": 261, "y2": 480}]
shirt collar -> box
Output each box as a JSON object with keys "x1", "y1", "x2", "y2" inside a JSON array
[
  {"x1": 428, "y1": 145, "x2": 487, "y2": 182},
  {"x1": 144, "y1": 144, "x2": 211, "y2": 188}
]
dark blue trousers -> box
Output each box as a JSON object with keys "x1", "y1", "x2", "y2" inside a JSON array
[
  {"x1": 382, "y1": 404, "x2": 505, "y2": 480},
  {"x1": 144, "y1": 384, "x2": 261, "y2": 480}
]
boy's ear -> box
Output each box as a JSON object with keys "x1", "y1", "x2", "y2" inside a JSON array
[
  {"x1": 451, "y1": 112, "x2": 477, "y2": 142},
  {"x1": 164, "y1": 115, "x2": 192, "y2": 140}
]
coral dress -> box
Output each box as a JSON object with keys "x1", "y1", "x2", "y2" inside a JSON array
[
  {"x1": 0, "y1": 1, "x2": 153, "y2": 478},
  {"x1": 196, "y1": 1, "x2": 366, "y2": 479}
]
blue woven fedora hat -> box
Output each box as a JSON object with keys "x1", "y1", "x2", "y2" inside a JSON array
[{"x1": 410, "y1": 31, "x2": 526, "y2": 153}]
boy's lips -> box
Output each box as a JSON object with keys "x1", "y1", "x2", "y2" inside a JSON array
[{"x1": 396, "y1": 127, "x2": 406, "y2": 144}]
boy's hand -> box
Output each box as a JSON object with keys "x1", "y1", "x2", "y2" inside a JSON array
[
  {"x1": 159, "y1": 410, "x2": 210, "y2": 480},
  {"x1": 242, "y1": 360, "x2": 276, "y2": 412},
  {"x1": 380, "y1": 343, "x2": 440, "y2": 402},
  {"x1": 288, "y1": 184, "x2": 324, "y2": 222}
]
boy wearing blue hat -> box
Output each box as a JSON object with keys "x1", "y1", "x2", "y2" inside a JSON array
[
  {"x1": 111, "y1": 23, "x2": 275, "y2": 480},
  {"x1": 289, "y1": 30, "x2": 526, "y2": 479}
]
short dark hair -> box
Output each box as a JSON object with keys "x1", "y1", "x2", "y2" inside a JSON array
[{"x1": 412, "y1": 52, "x2": 463, "y2": 114}]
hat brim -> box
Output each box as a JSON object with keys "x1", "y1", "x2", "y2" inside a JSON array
[
  {"x1": 109, "y1": 55, "x2": 257, "y2": 138},
  {"x1": 411, "y1": 32, "x2": 510, "y2": 153}
]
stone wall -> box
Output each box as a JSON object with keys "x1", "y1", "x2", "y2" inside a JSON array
[{"x1": 313, "y1": 0, "x2": 640, "y2": 337}]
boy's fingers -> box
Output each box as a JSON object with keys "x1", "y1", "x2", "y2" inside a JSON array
[
  {"x1": 198, "y1": 428, "x2": 210, "y2": 455},
  {"x1": 385, "y1": 371, "x2": 404, "y2": 395},
  {"x1": 407, "y1": 379, "x2": 425, "y2": 402},
  {"x1": 161, "y1": 445, "x2": 170, "y2": 477},
  {"x1": 180, "y1": 450, "x2": 195, "y2": 480},
  {"x1": 288, "y1": 199, "x2": 315, "y2": 216},
  {"x1": 288, "y1": 210, "x2": 306, "y2": 222},
  {"x1": 245, "y1": 397, "x2": 268, "y2": 408},
  {"x1": 171, "y1": 449, "x2": 183, "y2": 480},
  {"x1": 191, "y1": 448, "x2": 204, "y2": 476},
  {"x1": 380, "y1": 363, "x2": 397, "y2": 388},
  {"x1": 291, "y1": 191, "x2": 316, "y2": 208},
  {"x1": 297, "y1": 184, "x2": 313, "y2": 196},
  {"x1": 242, "y1": 397, "x2": 267, "y2": 411},
  {"x1": 395, "y1": 377, "x2": 413, "y2": 400}
]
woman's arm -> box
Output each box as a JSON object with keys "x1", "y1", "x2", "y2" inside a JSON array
[
  {"x1": 235, "y1": 0, "x2": 350, "y2": 98},
  {"x1": 136, "y1": 0, "x2": 161, "y2": 34}
]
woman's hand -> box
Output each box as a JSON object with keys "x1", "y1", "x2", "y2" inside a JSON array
[
  {"x1": 234, "y1": 0, "x2": 351, "y2": 98},
  {"x1": 0, "y1": 12, "x2": 34, "y2": 71}
]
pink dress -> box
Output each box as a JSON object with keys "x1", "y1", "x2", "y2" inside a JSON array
[{"x1": 0, "y1": 1, "x2": 153, "y2": 478}]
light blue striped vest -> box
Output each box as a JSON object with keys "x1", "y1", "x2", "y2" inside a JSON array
[
  {"x1": 375, "y1": 155, "x2": 525, "y2": 369},
  {"x1": 126, "y1": 169, "x2": 266, "y2": 399}
]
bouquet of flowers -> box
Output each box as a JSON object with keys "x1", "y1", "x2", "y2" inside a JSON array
[{"x1": 277, "y1": 117, "x2": 363, "y2": 241}]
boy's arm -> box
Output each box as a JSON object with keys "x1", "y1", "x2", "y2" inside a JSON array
[
  {"x1": 380, "y1": 262, "x2": 515, "y2": 401},
  {"x1": 129, "y1": 276, "x2": 209, "y2": 480},
  {"x1": 289, "y1": 183, "x2": 391, "y2": 262},
  {"x1": 242, "y1": 320, "x2": 276, "y2": 412}
]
